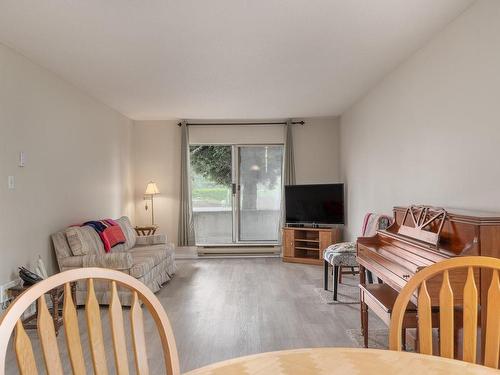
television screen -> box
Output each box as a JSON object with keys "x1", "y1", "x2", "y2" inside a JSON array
[{"x1": 285, "y1": 184, "x2": 344, "y2": 225}]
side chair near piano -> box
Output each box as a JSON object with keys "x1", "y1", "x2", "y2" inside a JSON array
[
  {"x1": 323, "y1": 213, "x2": 392, "y2": 301},
  {"x1": 358, "y1": 205, "x2": 500, "y2": 353},
  {"x1": 389, "y1": 256, "x2": 500, "y2": 369},
  {"x1": 0, "y1": 268, "x2": 496, "y2": 374}
]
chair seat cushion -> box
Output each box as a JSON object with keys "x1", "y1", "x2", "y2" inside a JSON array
[
  {"x1": 326, "y1": 252, "x2": 358, "y2": 267},
  {"x1": 323, "y1": 242, "x2": 358, "y2": 266}
]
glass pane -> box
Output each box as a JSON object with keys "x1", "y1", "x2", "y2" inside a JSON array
[
  {"x1": 239, "y1": 146, "x2": 283, "y2": 242},
  {"x1": 190, "y1": 145, "x2": 233, "y2": 244}
]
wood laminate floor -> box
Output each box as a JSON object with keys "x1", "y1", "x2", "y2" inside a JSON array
[{"x1": 5, "y1": 258, "x2": 385, "y2": 373}]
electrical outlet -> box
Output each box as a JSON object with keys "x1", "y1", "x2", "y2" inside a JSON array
[{"x1": 7, "y1": 175, "x2": 15, "y2": 190}]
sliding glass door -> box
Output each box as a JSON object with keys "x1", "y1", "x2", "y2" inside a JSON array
[
  {"x1": 238, "y1": 146, "x2": 283, "y2": 242},
  {"x1": 190, "y1": 145, "x2": 283, "y2": 245},
  {"x1": 190, "y1": 145, "x2": 233, "y2": 244}
]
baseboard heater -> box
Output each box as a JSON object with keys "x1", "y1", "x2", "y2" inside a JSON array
[{"x1": 197, "y1": 245, "x2": 281, "y2": 256}]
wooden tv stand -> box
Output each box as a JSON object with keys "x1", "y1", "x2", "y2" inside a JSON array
[{"x1": 282, "y1": 227, "x2": 342, "y2": 265}]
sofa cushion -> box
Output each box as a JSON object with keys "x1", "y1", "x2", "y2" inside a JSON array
[
  {"x1": 131, "y1": 244, "x2": 173, "y2": 263},
  {"x1": 82, "y1": 252, "x2": 133, "y2": 270},
  {"x1": 129, "y1": 254, "x2": 156, "y2": 278},
  {"x1": 116, "y1": 216, "x2": 137, "y2": 249},
  {"x1": 111, "y1": 243, "x2": 127, "y2": 253},
  {"x1": 129, "y1": 244, "x2": 174, "y2": 278},
  {"x1": 65, "y1": 226, "x2": 104, "y2": 256}
]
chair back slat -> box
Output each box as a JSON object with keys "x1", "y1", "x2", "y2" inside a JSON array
[
  {"x1": 63, "y1": 283, "x2": 86, "y2": 375},
  {"x1": 417, "y1": 281, "x2": 433, "y2": 355},
  {"x1": 389, "y1": 256, "x2": 500, "y2": 369},
  {"x1": 37, "y1": 295, "x2": 64, "y2": 375},
  {"x1": 86, "y1": 278, "x2": 109, "y2": 375},
  {"x1": 484, "y1": 269, "x2": 500, "y2": 368},
  {"x1": 109, "y1": 281, "x2": 130, "y2": 375},
  {"x1": 0, "y1": 268, "x2": 180, "y2": 375},
  {"x1": 463, "y1": 266, "x2": 478, "y2": 364},
  {"x1": 14, "y1": 321, "x2": 38, "y2": 375},
  {"x1": 131, "y1": 291, "x2": 150, "y2": 375},
  {"x1": 438, "y1": 270, "x2": 454, "y2": 359}
]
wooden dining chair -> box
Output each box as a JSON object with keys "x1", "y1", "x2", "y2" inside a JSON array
[
  {"x1": 0, "y1": 267, "x2": 180, "y2": 375},
  {"x1": 389, "y1": 256, "x2": 500, "y2": 369}
]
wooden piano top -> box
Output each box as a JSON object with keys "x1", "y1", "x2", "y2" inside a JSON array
[
  {"x1": 393, "y1": 206, "x2": 500, "y2": 224},
  {"x1": 387, "y1": 206, "x2": 500, "y2": 256}
]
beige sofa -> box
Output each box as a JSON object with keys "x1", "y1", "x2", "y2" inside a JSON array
[{"x1": 51, "y1": 217, "x2": 176, "y2": 306}]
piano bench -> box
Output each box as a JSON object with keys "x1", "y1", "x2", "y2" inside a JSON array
[{"x1": 359, "y1": 283, "x2": 420, "y2": 350}]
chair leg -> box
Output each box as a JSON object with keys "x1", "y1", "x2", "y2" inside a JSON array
[
  {"x1": 361, "y1": 301, "x2": 368, "y2": 348},
  {"x1": 360, "y1": 302, "x2": 364, "y2": 334},
  {"x1": 323, "y1": 260, "x2": 329, "y2": 290},
  {"x1": 338, "y1": 266, "x2": 343, "y2": 284},
  {"x1": 402, "y1": 328, "x2": 407, "y2": 351},
  {"x1": 333, "y1": 265, "x2": 339, "y2": 301}
]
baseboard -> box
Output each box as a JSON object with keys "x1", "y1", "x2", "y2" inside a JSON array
[
  {"x1": 198, "y1": 254, "x2": 281, "y2": 259},
  {"x1": 175, "y1": 246, "x2": 199, "y2": 259}
]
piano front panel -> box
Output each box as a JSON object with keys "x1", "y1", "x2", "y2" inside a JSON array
[{"x1": 358, "y1": 240, "x2": 479, "y2": 305}]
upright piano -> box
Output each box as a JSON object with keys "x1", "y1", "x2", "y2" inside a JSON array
[{"x1": 357, "y1": 205, "x2": 500, "y2": 350}]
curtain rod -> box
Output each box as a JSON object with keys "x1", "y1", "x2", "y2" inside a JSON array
[{"x1": 177, "y1": 121, "x2": 305, "y2": 127}]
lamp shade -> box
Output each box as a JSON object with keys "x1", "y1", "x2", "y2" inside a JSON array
[{"x1": 144, "y1": 181, "x2": 160, "y2": 195}]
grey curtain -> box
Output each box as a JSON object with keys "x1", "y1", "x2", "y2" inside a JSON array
[
  {"x1": 280, "y1": 120, "x2": 296, "y2": 238},
  {"x1": 178, "y1": 121, "x2": 195, "y2": 246},
  {"x1": 284, "y1": 120, "x2": 296, "y2": 185}
]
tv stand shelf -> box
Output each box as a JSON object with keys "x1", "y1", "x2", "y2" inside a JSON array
[{"x1": 282, "y1": 227, "x2": 342, "y2": 265}]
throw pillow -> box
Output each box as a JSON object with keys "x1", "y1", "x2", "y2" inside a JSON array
[
  {"x1": 116, "y1": 216, "x2": 137, "y2": 249},
  {"x1": 65, "y1": 227, "x2": 88, "y2": 256},
  {"x1": 100, "y1": 224, "x2": 127, "y2": 252},
  {"x1": 65, "y1": 226, "x2": 104, "y2": 256}
]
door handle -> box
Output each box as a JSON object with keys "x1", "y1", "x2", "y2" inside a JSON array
[{"x1": 232, "y1": 183, "x2": 237, "y2": 195}]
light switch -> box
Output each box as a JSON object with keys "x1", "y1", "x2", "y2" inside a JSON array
[
  {"x1": 8, "y1": 176, "x2": 15, "y2": 190},
  {"x1": 19, "y1": 152, "x2": 25, "y2": 167}
]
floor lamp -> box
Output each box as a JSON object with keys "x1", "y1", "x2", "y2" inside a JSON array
[{"x1": 144, "y1": 181, "x2": 160, "y2": 226}]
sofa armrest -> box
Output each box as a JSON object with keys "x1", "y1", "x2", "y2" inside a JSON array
[
  {"x1": 135, "y1": 234, "x2": 167, "y2": 246},
  {"x1": 58, "y1": 255, "x2": 84, "y2": 270},
  {"x1": 82, "y1": 253, "x2": 133, "y2": 270}
]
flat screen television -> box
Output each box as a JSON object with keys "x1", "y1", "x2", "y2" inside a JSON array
[{"x1": 285, "y1": 183, "x2": 344, "y2": 225}]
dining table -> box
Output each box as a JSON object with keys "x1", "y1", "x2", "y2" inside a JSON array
[{"x1": 184, "y1": 347, "x2": 498, "y2": 374}]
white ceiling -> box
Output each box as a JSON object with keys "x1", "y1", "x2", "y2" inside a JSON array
[{"x1": 0, "y1": 0, "x2": 474, "y2": 120}]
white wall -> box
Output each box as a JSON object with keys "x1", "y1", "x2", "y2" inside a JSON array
[
  {"x1": 340, "y1": 0, "x2": 500, "y2": 240},
  {"x1": 293, "y1": 117, "x2": 340, "y2": 184},
  {"x1": 133, "y1": 121, "x2": 181, "y2": 245},
  {"x1": 0, "y1": 43, "x2": 134, "y2": 283},
  {"x1": 132, "y1": 117, "x2": 340, "y2": 244}
]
